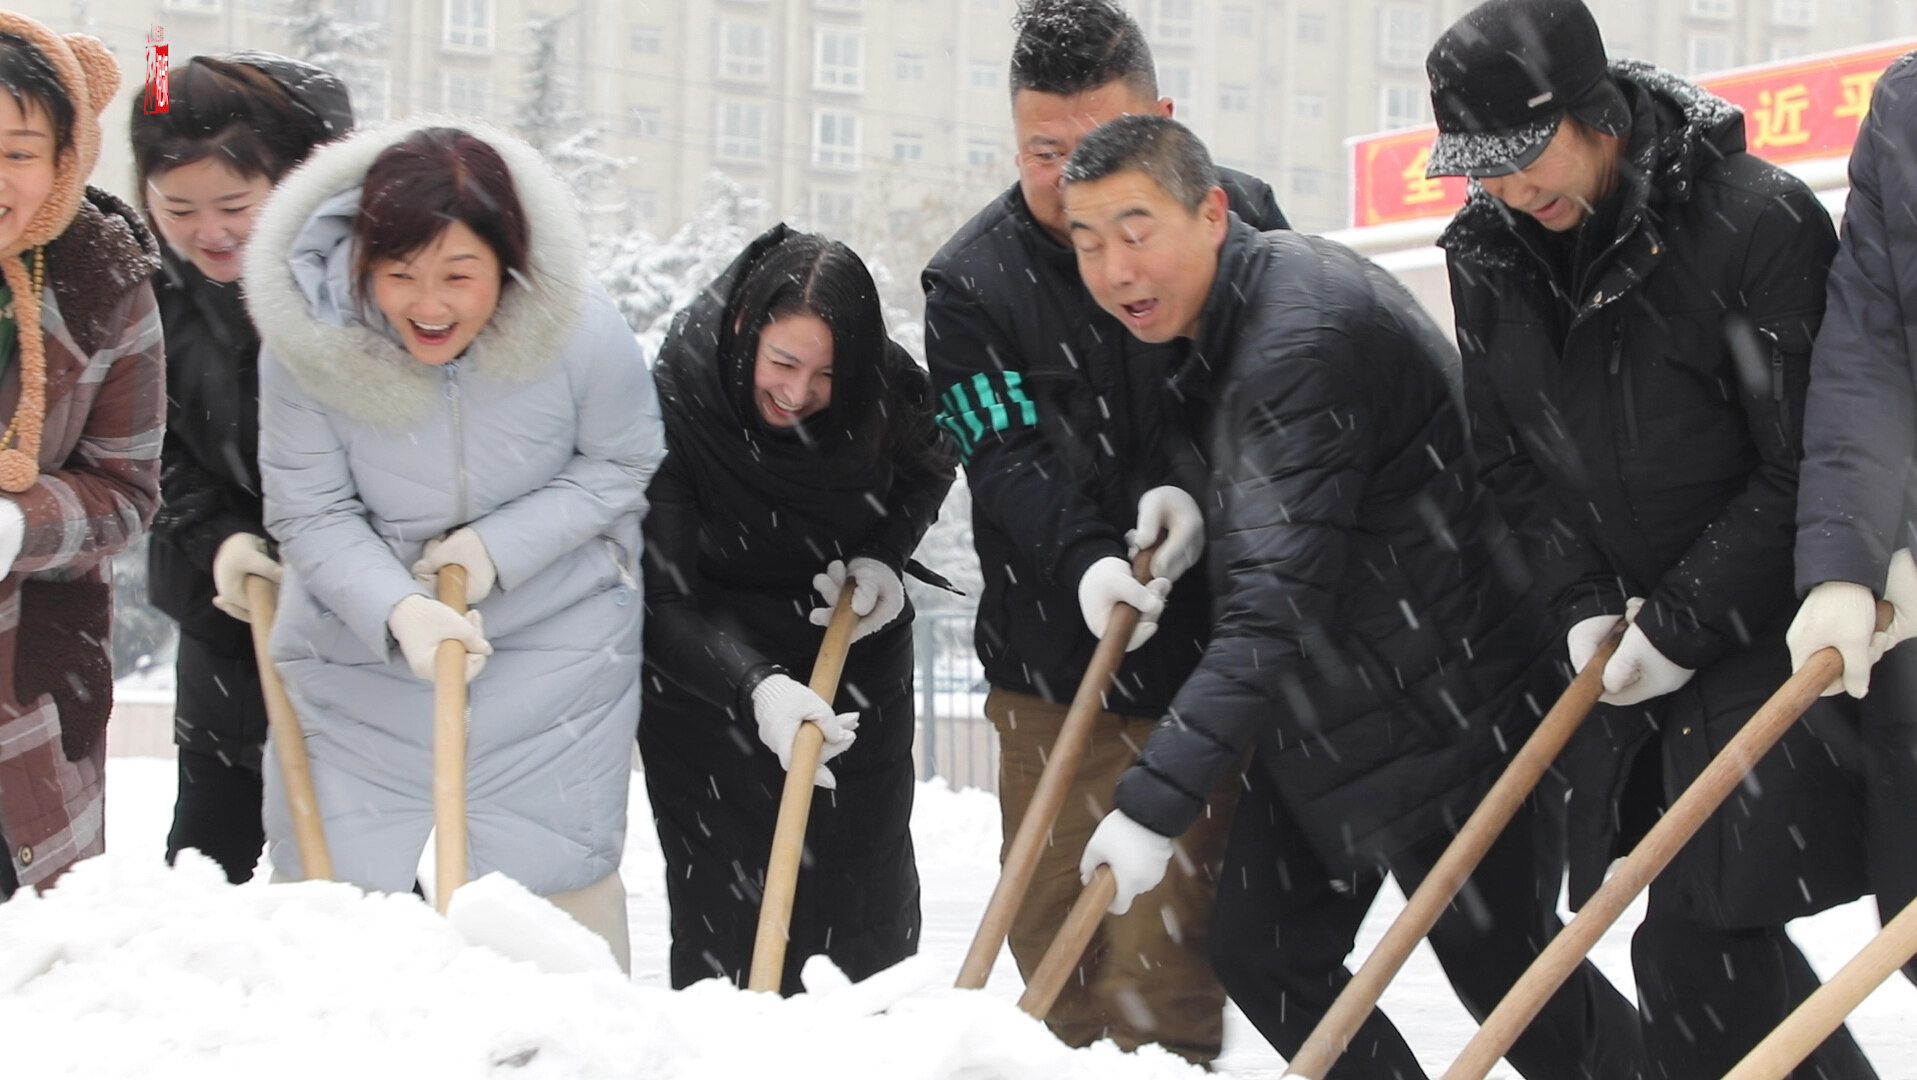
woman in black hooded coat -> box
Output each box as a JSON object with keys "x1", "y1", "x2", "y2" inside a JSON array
[{"x1": 639, "y1": 225, "x2": 956, "y2": 994}]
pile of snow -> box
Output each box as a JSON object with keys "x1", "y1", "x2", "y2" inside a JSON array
[{"x1": 1, "y1": 849, "x2": 1199, "y2": 1079}]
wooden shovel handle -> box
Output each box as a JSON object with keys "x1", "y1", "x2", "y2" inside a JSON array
[
  {"x1": 747, "y1": 580, "x2": 862, "y2": 992},
  {"x1": 432, "y1": 565, "x2": 470, "y2": 914},
  {"x1": 244, "y1": 574, "x2": 333, "y2": 881},
  {"x1": 1018, "y1": 864, "x2": 1118, "y2": 1018},
  {"x1": 1720, "y1": 893, "x2": 1917, "y2": 1080},
  {"x1": 955, "y1": 546, "x2": 1158, "y2": 990},
  {"x1": 1284, "y1": 621, "x2": 1628, "y2": 1078},
  {"x1": 1440, "y1": 602, "x2": 1893, "y2": 1080}
]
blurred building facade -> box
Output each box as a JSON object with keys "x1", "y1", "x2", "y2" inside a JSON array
[{"x1": 32, "y1": 0, "x2": 1917, "y2": 239}]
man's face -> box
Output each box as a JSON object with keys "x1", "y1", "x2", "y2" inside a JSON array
[
  {"x1": 1012, "y1": 81, "x2": 1171, "y2": 242},
  {"x1": 1064, "y1": 169, "x2": 1228, "y2": 344},
  {"x1": 1477, "y1": 116, "x2": 1622, "y2": 232}
]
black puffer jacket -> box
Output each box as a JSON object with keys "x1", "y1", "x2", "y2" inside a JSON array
[
  {"x1": 1113, "y1": 221, "x2": 1558, "y2": 876},
  {"x1": 923, "y1": 172, "x2": 1286, "y2": 714},
  {"x1": 1443, "y1": 62, "x2": 1865, "y2": 927},
  {"x1": 1796, "y1": 50, "x2": 1917, "y2": 593}
]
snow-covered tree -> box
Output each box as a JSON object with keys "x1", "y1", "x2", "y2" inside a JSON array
[
  {"x1": 275, "y1": 0, "x2": 380, "y2": 72},
  {"x1": 515, "y1": 13, "x2": 567, "y2": 155},
  {"x1": 596, "y1": 172, "x2": 769, "y2": 354},
  {"x1": 516, "y1": 14, "x2": 632, "y2": 241}
]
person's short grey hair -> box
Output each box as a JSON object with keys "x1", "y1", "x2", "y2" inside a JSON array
[{"x1": 1061, "y1": 114, "x2": 1217, "y2": 213}]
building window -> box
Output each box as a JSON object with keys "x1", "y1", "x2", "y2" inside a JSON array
[
  {"x1": 1686, "y1": 33, "x2": 1733, "y2": 72},
  {"x1": 1378, "y1": 83, "x2": 1427, "y2": 129},
  {"x1": 1152, "y1": 0, "x2": 1197, "y2": 44},
  {"x1": 630, "y1": 24, "x2": 663, "y2": 54},
  {"x1": 1771, "y1": 0, "x2": 1816, "y2": 23},
  {"x1": 815, "y1": 30, "x2": 864, "y2": 91},
  {"x1": 1220, "y1": 3, "x2": 1253, "y2": 36},
  {"x1": 1158, "y1": 64, "x2": 1193, "y2": 103},
  {"x1": 967, "y1": 138, "x2": 999, "y2": 168},
  {"x1": 813, "y1": 109, "x2": 860, "y2": 168},
  {"x1": 162, "y1": 0, "x2": 222, "y2": 12},
  {"x1": 812, "y1": 190, "x2": 858, "y2": 229},
  {"x1": 1290, "y1": 167, "x2": 1324, "y2": 197},
  {"x1": 344, "y1": 0, "x2": 387, "y2": 18},
  {"x1": 1379, "y1": 4, "x2": 1427, "y2": 67},
  {"x1": 892, "y1": 131, "x2": 925, "y2": 161},
  {"x1": 1294, "y1": 90, "x2": 1326, "y2": 120},
  {"x1": 1219, "y1": 83, "x2": 1250, "y2": 112},
  {"x1": 968, "y1": 61, "x2": 999, "y2": 89},
  {"x1": 342, "y1": 61, "x2": 389, "y2": 123},
  {"x1": 717, "y1": 100, "x2": 766, "y2": 159},
  {"x1": 627, "y1": 104, "x2": 663, "y2": 138},
  {"x1": 440, "y1": 72, "x2": 490, "y2": 117},
  {"x1": 895, "y1": 51, "x2": 927, "y2": 81},
  {"x1": 1297, "y1": 11, "x2": 1328, "y2": 42},
  {"x1": 718, "y1": 20, "x2": 769, "y2": 83},
  {"x1": 1768, "y1": 40, "x2": 1808, "y2": 60},
  {"x1": 444, "y1": 0, "x2": 491, "y2": 50},
  {"x1": 1686, "y1": 0, "x2": 1734, "y2": 17}
]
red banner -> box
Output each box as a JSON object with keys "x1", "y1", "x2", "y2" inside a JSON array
[{"x1": 1346, "y1": 38, "x2": 1917, "y2": 228}]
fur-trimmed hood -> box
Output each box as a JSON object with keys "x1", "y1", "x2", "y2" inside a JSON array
[
  {"x1": 244, "y1": 118, "x2": 590, "y2": 427},
  {"x1": 1438, "y1": 60, "x2": 1743, "y2": 272}
]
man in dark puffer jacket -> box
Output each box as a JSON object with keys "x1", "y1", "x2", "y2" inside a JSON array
[
  {"x1": 1064, "y1": 115, "x2": 1645, "y2": 1080},
  {"x1": 1429, "y1": 0, "x2": 1876, "y2": 1074}
]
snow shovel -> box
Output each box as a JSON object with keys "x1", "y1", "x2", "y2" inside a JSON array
[
  {"x1": 432, "y1": 565, "x2": 472, "y2": 915},
  {"x1": 243, "y1": 574, "x2": 333, "y2": 881},
  {"x1": 746, "y1": 583, "x2": 861, "y2": 992},
  {"x1": 1282, "y1": 620, "x2": 1628, "y2": 1078},
  {"x1": 1437, "y1": 601, "x2": 1894, "y2": 1080},
  {"x1": 1019, "y1": 863, "x2": 1118, "y2": 1017},
  {"x1": 1719, "y1": 893, "x2": 1917, "y2": 1080},
  {"x1": 955, "y1": 546, "x2": 1158, "y2": 991}
]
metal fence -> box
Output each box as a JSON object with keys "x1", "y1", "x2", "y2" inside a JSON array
[{"x1": 911, "y1": 610, "x2": 998, "y2": 793}]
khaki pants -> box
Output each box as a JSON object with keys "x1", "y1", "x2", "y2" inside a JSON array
[{"x1": 988, "y1": 687, "x2": 1241, "y2": 1064}]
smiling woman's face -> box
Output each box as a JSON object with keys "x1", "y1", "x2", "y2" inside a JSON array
[
  {"x1": 0, "y1": 92, "x2": 57, "y2": 257},
  {"x1": 368, "y1": 220, "x2": 502, "y2": 366},
  {"x1": 751, "y1": 312, "x2": 834, "y2": 428}
]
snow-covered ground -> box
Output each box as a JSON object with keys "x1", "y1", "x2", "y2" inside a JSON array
[{"x1": 2, "y1": 757, "x2": 1911, "y2": 1079}]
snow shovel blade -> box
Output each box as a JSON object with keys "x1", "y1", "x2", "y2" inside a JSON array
[
  {"x1": 955, "y1": 546, "x2": 1159, "y2": 991},
  {"x1": 245, "y1": 574, "x2": 334, "y2": 881},
  {"x1": 433, "y1": 565, "x2": 472, "y2": 915},
  {"x1": 1284, "y1": 619, "x2": 1626, "y2": 1078},
  {"x1": 748, "y1": 580, "x2": 861, "y2": 992},
  {"x1": 1437, "y1": 601, "x2": 1893, "y2": 1080},
  {"x1": 1720, "y1": 892, "x2": 1917, "y2": 1080}
]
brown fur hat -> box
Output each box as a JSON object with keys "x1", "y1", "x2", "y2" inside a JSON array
[{"x1": 0, "y1": 14, "x2": 117, "y2": 491}]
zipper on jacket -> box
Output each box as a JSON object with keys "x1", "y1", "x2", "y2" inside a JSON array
[
  {"x1": 1767, "y1": 329, "x2": 1785, "y2": 402},
  {"x1": 444, "y1": 362, "x2": 469, "y2": 522},
  {"x1": 1609, "y1": 322, "x2": 1640, "y2": 452}
]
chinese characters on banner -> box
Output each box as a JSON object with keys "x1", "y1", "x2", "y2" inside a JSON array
[
  {"x1": 1346, "y1": 38, "x2": 1916, "y2": 228},
  {"x1": 144, "y1": 25, "x2": 167, "y2": 114}
]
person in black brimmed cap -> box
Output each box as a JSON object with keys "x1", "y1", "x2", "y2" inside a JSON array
[{"x1": 1430, "y1": 0, "x2": 1881, "y2": 1077}]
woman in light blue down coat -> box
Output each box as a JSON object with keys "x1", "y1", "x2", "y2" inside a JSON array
[{"x1": 244, "y1": 122, "x2": 662, "y2": 969}]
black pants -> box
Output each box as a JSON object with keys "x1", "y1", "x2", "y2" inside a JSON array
[
  {"x1": 165, "y1": 632, "x2": 269, "y2": 884},
  {"x1": 1633, "y1": 899, "x2": 1877, "y2": 1079},
  {"x1": 1861, "y1": 638, "x2": 1917, "y2": 985},
  {"x1": 1209, "y1": 765, "x2": 1645, "y2": 1080}
]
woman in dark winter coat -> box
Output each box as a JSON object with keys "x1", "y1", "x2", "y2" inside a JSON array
[
  {"x1": 1429, "y1": 0, "x2": 1873, "y2": 1074},
  {"x1": 129, "y1": 52, "x2": 352, "y2": 884},
  {"x1": 640, "y1": 225, "x2": 956, "y2": 994},
  {"x1": 0, "y1": 17, "x2": 165, "y2": 900}
]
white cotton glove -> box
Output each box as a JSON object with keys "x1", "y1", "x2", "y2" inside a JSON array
[
  {"x1": 387, "y1": 593, "x2": 492, "y2": 683},
  {"x1": 0, "y1": 496, "x2": 23, "y2": 578},
  {"x1": 411, "y1": 526, "x2": 497, "y2": 606},
  {"x1": 1788, "y1": 580, "x2": 1883, "y2": 698},
  {"x1": 809, "y1": 557, "x2": 905, "y2": 642},
  {"x1": 1877, "y1": 548, "x2": 1917, "y2": 659},
  {"x1": 1077, "y1": 556, "x2": 1172, "y2": 652},
  {"x1": 1127, "y1": 486, "x2": 1206, "y2": 583},
  {"x1": 1600, "y1": 598, "x2": 1695, "y2": 707},
  {"x1": 1566, "y1": 612, "x2": 1624, "y2": 674},
  {"x1": 1079, "y1": 809, "x2": 1177, "y2": 916},
  {"x1": 750, "y1": 673, "x2": 861, "y2": 790},
  {"x1": 210, "y1": 532, "x2": 281, "y2": 623}
]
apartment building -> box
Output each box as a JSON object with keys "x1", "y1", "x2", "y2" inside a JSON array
[{"x1": 24, "y1": 0, "x2": 1917, "y2": 241}]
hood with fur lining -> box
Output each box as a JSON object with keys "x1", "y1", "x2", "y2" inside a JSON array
[{"x1": 244, "y1": 117, "x2": 589, "y2": 427}]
